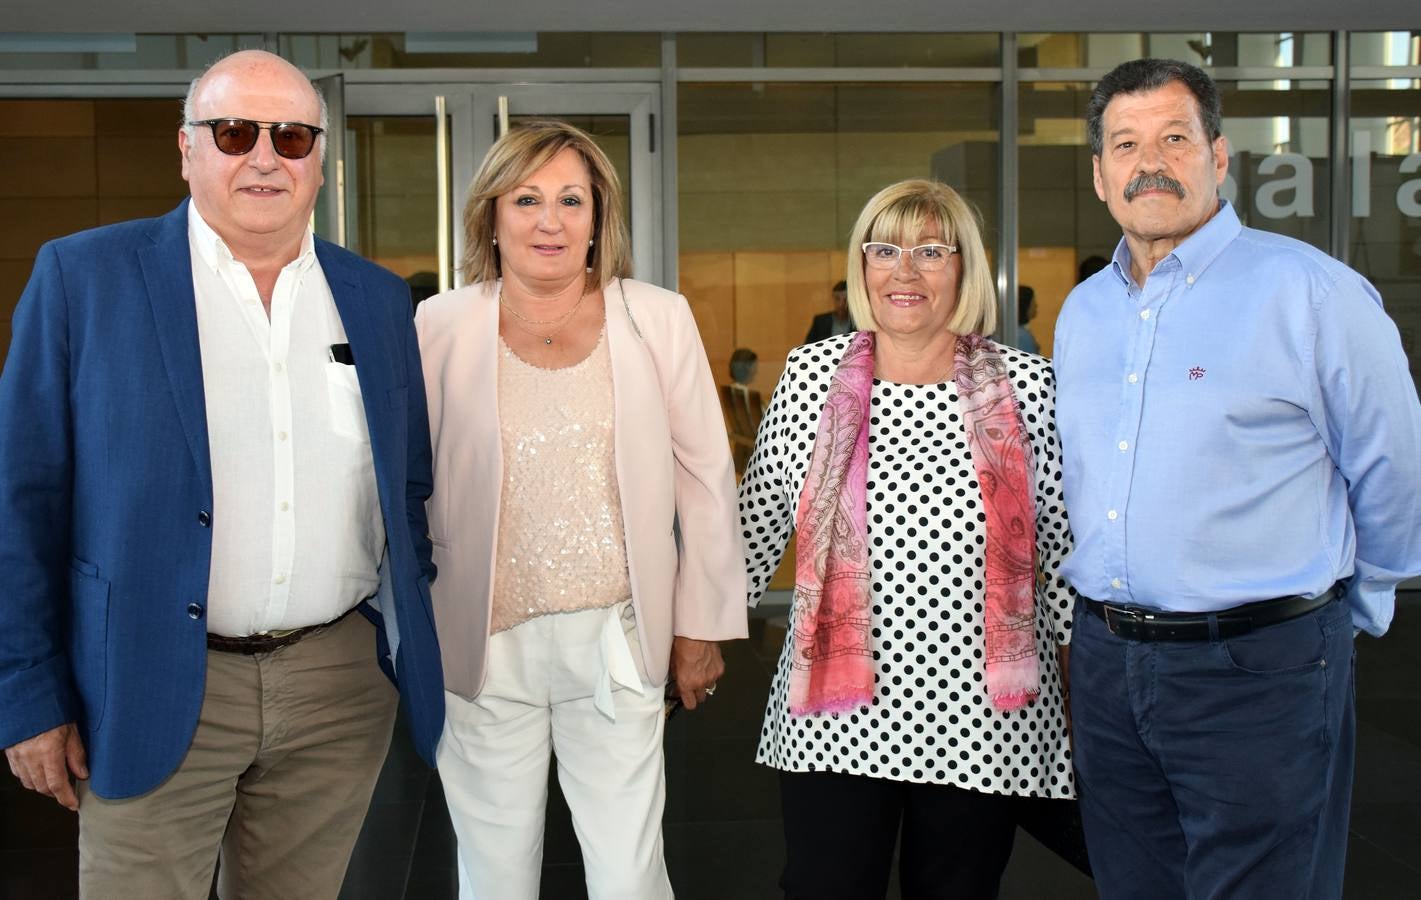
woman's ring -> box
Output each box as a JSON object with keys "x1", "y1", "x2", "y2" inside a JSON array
[{"x1": 704, "y1": 685, "x2": 717, "y2": 696}]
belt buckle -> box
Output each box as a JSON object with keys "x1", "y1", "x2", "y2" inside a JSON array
[{"x1": 1103, "y1": 604, "x2": 1148, "y2": 636}]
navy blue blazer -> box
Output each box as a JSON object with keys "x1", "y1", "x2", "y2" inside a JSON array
[{"x1": 0, "y1": 200, "x2": 445, "y2": 798}]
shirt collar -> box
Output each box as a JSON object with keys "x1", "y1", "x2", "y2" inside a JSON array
[
  {"x1": 186, "y1": 201, "x2": 317, "y2": 275},
  {"x1": 1108, "y1": 198, "x2": 1242, "y2": 290}
]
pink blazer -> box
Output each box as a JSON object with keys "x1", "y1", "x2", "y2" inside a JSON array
[{"x1": 414, "y1": 278, "x2": 748, "y2": 698}]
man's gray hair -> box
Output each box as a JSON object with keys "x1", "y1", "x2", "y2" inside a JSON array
[{"x1": 181, "y1": 50, "x2": 330, "y2": 162}]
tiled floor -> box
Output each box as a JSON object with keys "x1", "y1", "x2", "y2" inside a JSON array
[{"x1": 5, "y1": 595, "x2": 1421, "y2": 899}]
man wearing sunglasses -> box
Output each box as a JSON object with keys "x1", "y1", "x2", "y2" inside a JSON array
[{"x1": 0, "y1": 49, "x2": 444, "y2": 898}]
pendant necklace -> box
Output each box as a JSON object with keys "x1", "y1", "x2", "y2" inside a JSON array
[{"x1": 499, "y1": 287, "x2": 587, "y2": 345}]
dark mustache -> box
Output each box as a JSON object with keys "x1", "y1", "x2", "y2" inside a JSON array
[{"x1": 1124, "y1": 172, "x2": 1185, "y2": 201}]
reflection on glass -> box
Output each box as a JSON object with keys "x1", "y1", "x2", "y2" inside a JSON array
[
  {"x1": 676, "y1": 33, "x2": 999, "y2": 68},
  {"x1": 0, "y1": 34, "x2": 268, "y2": 70},
  {"x1": 1350, "y1": 31, "x2": 1420, "y2": 69},
  {"x1": 1349, "y1": 71, "x2": 1421, "y2": 394},
  {"x1": 1016, "y1": 33, "x2": 1331, "y2": 69},
  {"x1": 0, "y1": 32, "x2": 661, "y2": 71},
  {"x1": 0, "y1": 98, "x2": 189, "y2": 367},
  {"x1": 286, "y1": 33, "x2": 659, "y2": 69},
  {"x1": 347, "y1": 116, "x2": 439, "y2": 286},
  {"x1": 678, "y1": 81, "x2": 999, "y2": 397}
]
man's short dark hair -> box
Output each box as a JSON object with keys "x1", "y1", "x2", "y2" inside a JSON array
[
  {"x1": 832, "y1": 280, "x2": 847, "y2": 293},
  {"x1": 1086, "y1": 58, "x2": 1222, "y2": 157},
  {"x1": 1017, "y1": 285, "x2": 1035, "y2": 326},
  {"x1": 729, "y1": 347, "x2": 758, "y2": 384}
]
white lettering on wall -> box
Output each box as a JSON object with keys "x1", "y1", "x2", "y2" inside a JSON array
[
  {"x1": 1221, "y1": 136, "x2": 1239, "y2": 207},
  {"x1": 1221, "y1": 134, "x2": 1420, "y2": 220},
  {"x1": 1353, "y1": 130, "x2": 1371, "y2": 218},
  {"x1": 1399, "y1": 153, "x2": 1421, "y2": 219},
  {"x1": 1255, "y1": 153, "x2": 1315, "y2": 218}
]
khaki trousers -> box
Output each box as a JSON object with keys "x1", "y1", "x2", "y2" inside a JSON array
[{"x1": 78, "y1": 611, "x2": 399, "y2": 900}]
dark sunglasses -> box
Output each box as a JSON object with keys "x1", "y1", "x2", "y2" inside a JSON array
[{"x1": 188, "y1": 118, "x2": 324, "y2": 160}]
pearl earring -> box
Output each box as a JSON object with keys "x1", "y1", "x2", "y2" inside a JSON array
[
  {"x1": 588, "y1": 239, "x2": 594, "y2": 246},
  {"x1": 491, "y1": 237, "x2": 497, "y2": 246}
]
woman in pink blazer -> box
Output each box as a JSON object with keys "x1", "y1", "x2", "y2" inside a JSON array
[{"x1": 414, "y1": 120, "x2": 746, "y2": 899}]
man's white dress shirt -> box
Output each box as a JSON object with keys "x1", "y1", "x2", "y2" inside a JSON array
[{"x1": 188, "y1": 204, "x2": 384, "y2": 637}]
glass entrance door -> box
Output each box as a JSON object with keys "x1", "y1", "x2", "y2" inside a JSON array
[{"x1": 331, "y1": 82, "x2": 662, "y2": 297}]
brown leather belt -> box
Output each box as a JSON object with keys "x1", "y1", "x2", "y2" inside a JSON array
[
  {"x1": 1083, "y1": 583, "x2": 1341, "y2": 642},
  {"x1": 206, "y1": 607, "x2": 357, "y2": 655}
]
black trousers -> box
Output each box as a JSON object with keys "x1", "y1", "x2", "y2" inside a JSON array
[{"x1": 778, "y1": 769, "x2": 1018, "y2": 900}]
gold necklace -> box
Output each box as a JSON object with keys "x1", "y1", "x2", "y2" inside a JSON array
[{"x1": 499, "y1": 288, "x2": 586, "y2": 345}]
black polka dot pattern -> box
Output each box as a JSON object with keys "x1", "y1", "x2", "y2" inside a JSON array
[{"x1": 738, "y1": 333, "x2": 1077, "y2": 798}]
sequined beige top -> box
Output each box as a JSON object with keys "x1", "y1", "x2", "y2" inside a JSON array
[{"x1": 491, "y1": 329, "x2": 632, "y2": 634}]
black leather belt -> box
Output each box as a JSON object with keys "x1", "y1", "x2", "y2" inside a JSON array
[
  {"x1": 1083, "y1": 584, "x2": 1341, "y2": 642},
  {"x1": 207, "y1": 607, "x2": 357, "y2": 655}
]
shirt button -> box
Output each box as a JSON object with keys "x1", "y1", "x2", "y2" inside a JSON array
[
  {"x1": 187, "y1": 602, "x2": 204, "y2": 620},
  {"x1": 1118, "y1": 441, "x2": 1129, "y2": 451},
  {"x1": 1111, "y1": 578, "x2": 1122, "y2": 589},
  {"x1": 1186, "y1": 274, "x2": 1196, "y2": 285},
  {"x1": 1127, "y1": 374, "x2": 1139, "y2": 384},
  {"x1": 279, "y1": 501, "x2": 290, "y2": 512},
  {"x1": 273, "y1": 362, "x2": 284, "y2": 374},
  {"x1": 274, "y1": 574, "x2": 287, "y2": 585},
  {"x1": 1140, "y1": 309, "x2": 1151, "y2": 320},
  {"x1": 198, "y1": 510, "x2": 211, "y2": 527},
  {"x1": 1107, "y1": 510, "x2": 1118, "y2": 520},
  {"x1": 278, "y1": 430, "x2": 288, "y2": 441}
]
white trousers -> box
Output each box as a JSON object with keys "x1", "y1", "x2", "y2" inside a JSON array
[{"x1": 437, "y1": 601, "x2": 674, "y2": 900}]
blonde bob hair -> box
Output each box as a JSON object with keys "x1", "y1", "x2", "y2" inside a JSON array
[
  {"x1": 845, "y1": 179, "x2": 997, "y2": 338},
  {"x1": 460, "y1": 119, "x2": 632, "y2": 287}
]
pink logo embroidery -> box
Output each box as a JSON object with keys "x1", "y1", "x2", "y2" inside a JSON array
[{"x1": 1188, "y1": 367, "x2": 1206, "y2": 380}]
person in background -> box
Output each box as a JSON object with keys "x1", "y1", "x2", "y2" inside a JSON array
[
  {"x1": 0, "y1": 50, "x2": 443, "y2": 899},
  {"x1": 1015, "y1": 284, "x2": 1040, "y2": 354},
  {"x1": 1076, "y1": 254, "x2": 1108, "y2": 284},
  {"x1": 405, "y1": 270, "x2": 440, "y2": 309},
  {"x1": 415, "y1": 120, "x2": 747, "y2": 899},
  {"x1": 804, "y1": 279, "x2": 853, "y2": 343},
  {"x1": 730, "y1": 346, "x2": 759, "y2": 387},
  {"x1": 1055, "y1": 57, "x2": 1421, "y2": 900},
  {"x1": 740, "y1": 178, "x2": 1077, "y2": 900}
]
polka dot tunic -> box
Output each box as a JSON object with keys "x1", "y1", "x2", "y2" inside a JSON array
[{"x1": 739, "y1": 333, "x2": 1077, "y2": 799}]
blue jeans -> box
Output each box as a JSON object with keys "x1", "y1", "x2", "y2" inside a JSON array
[{"x1": 1070, "y1": 595, "x2": 1356, "y2": 900}]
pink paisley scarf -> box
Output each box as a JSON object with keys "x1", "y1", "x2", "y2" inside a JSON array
[{"x1": 788, "y1": 331, "x2": 1040, "y2": 716}]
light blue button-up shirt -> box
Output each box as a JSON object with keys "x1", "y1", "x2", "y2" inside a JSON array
[{"x1": 1054, "y1": 200, "x2": 1421, "y2": 636}]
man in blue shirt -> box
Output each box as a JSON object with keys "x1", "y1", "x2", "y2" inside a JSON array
[{"x1": 1054, "y1": 58, "x2": 1421, "y2": 899}]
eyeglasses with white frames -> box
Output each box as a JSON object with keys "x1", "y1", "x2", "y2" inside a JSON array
[{"x1": 861, "y1": 242, "x2": 959, "y2": 272}]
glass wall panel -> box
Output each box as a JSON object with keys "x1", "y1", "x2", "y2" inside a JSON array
[
  {"x1": 0, "y1": 33, "x2": 660, "y2": 71},
  {"x1": 0, "y1": 33, "x2": 266, "y2": 70},
  {"x1": 1017, "y1": 32, "x2": 1331, "y2": 69},
  {"x1": 1350, "y1": 32, "x2": 1421, "y2": 393},
  {"x1": 678, "y1": 81, "x2": 999, "y2": 396},
  {"x1": 291, "y1": 33, "x2": 660, "y2": 69},
  {"x1": 0, "y1": 98, "x2": 187, "y2": 367},
  {"x1": 1017, "y1": 78, "x2": 1331, "y2": 356},
  {"x1": 676, "y1": 33, "x2": 999, "y2": 68},
  {"x1": 346, "y1": 115, "x2": 440, "y2": 294}
]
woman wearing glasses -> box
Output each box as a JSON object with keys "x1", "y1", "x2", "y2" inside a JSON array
[
  {"x1": 739, "y1": 179, "x2": 1077, "y2": 899},
  {"x1": 414, "y1": 120, "x2": 746, "y2": 899}
]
